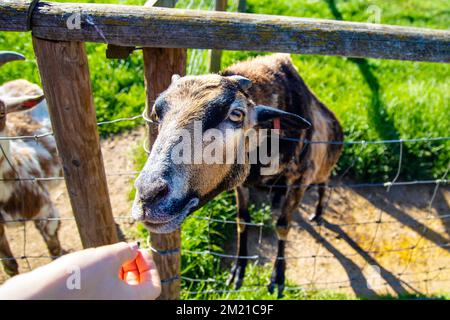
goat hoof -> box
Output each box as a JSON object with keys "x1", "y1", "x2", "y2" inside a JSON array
[
  {"x1": 267, "y1": 282, "x2": 275, "y2": 294},
  {"x1": 5, "y1": 268, "x2": 19, "y2": 277},
  {"x1": 227, "y1": 261, "x2": 246, "y2": 289},
  {"x1": 226, "y1": 264, "x2": 237, "y2": 287},
  {"x1": 277, "y1": 284, "x2": 285, "y2": 299},
  {"x1": 50, "y1": 248, "x2": 69, "y2": 259},
  {"x1": 49, "y1": 247, "x2": 66, "y2": 259},
  {"x1": 308, "y1": 214, "x2": 323, "y2": 225},
  {"x1": 3, "y1": 261, "x2": 19, "y2": 277},
  {"x1": 267, "y1": 281, "x2": 285, "y2": 298},
  {"x1": 268, "y1": 266, "x2": 285, "y2": 298}
]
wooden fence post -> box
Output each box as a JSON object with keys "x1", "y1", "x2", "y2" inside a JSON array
[
  {"x1": 143, "y1": 0, "x2": 186, "y2": 300},
  {"x1": 238, "y1": 0, "x2": 246, "y2": 12},
  {"x1": 209, "y1": 0, "x2": 228, "y2": 73},
  {"x1": 32, "y1": 38, "x2": 118, "y2": 248}
]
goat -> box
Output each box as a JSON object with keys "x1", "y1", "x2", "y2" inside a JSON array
[
  {"x1": 132, "y1": 54, "x2": 343, "y2": 297},
  {"x1": 0, "y1": 52, "x2": 64, "y2": 277}
]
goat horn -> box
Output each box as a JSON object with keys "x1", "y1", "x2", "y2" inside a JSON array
[
  {"x1": 0, "y1": 51, "x2": 26, "y2": 67},
  {"x1": 227, "y1": 75, "x2": 252, "y2": 90}
]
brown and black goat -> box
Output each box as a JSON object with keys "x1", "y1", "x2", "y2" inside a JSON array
[
  {"x1": 0, "y1": 52, "x2": 64, "y2": 277},
  {"x1": 132, "y1": 54, "x2": 343, "y2": 297}
]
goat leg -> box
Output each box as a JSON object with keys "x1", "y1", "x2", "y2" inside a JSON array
[
  {"x1": 227, "y1": 186, "x2": 250, "y2": 289},
  {"x1": 0, "y1": 223, "x2": 18, "y2": 276},
  {"x1": 309, "y1": 182, "x2": 327, "y2": 225},
  {"x1": 268, "y1": 240, "x2": 286, "y2": 298},
  {"x1": 34, "y1": 205, "x2": 64, "y2": 258},
  {"x1": 268, "y1": 183, "x2": 306, "y2": 298}
]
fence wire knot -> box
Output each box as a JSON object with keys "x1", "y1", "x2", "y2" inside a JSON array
[{"x1": 26, "y1": 0, "x2": 40, "y2": 30}]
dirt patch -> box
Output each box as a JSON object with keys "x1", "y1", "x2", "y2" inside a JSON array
[
  {"x1": 244, "y1": 184, "x2": 450, "y2": 297},
  {"x1": 1, "y1": 127, "x2": 449, "y2": 297},
  {"x1": 0, "y1": 127, "x2": 145, "y2": 283}
]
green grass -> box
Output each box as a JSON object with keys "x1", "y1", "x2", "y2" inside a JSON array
[
  {"x1": 1, "y1": 0, "x2": 449, "y2": 299},
  {"x1": 224, "y1": 0, "x2": 450, "y2": 181},
  {"x1": 1, "y1": 0, "x2": 448, "y2": 180},
  {"x1": 137, "y1": 189, "x2": 356, "y2": 300}
]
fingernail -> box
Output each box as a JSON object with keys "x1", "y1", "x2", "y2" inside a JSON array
[{"x1": 128, "y1": 242, "x2": 139, "y2": 251}]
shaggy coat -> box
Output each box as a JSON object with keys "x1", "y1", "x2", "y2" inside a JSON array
[{"x1": 133, "y1": 54, "x2": 343, "y2": 297}]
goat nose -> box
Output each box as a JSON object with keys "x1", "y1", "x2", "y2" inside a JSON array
[{"x1": 140, "y1": 179, "x2": 169, "y2": 204}]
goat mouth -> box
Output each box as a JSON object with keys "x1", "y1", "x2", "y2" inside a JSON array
[{"x1": 142, "y1": 197, "x2": 199, "y2": 234}]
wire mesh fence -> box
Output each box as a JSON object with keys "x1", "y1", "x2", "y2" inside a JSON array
[
  {"x1": 0, "y1": 0, "x2": 449, "y2": 294},
  {"x1": 0, "y1": 107, "x2": 448, "y2": 297}
]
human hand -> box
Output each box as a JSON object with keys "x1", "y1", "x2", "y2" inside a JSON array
[{"x1": 0, "y1": 242, "x2": 161, "y2": 300}]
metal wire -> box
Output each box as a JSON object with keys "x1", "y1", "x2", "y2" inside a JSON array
[
  {"x1": 280, "y1": 136, "x2": 450, "y2": 145},
  {"x1": 1, "y1": 108, "x2": 449, "y2": 298}
]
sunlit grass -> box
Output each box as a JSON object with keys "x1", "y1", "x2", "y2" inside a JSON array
[
  {"x1": 1, "y1": 0, "x2": 449, "y2": 300},
  {"x1": 2, "y1": 0, "x2": 447, "y2": 179}
]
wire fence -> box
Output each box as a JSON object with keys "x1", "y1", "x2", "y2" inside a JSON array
[
  {"x1": 1, "y1": 0, "x2": 449, "y2": 293},
  {"x1": 0, "y1": 105, "x2": 449, "y2": 298}
]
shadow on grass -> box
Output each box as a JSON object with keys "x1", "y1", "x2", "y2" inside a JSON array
[
  {"x1": 326, "y1": 0, "x2": 401, "y2": 142},
  {"x1": 324, "y1": 0, "x2": 450, "y2": 276},
  {"x1": 325, "y1": 0, "x2": 433, "y2": 181}
]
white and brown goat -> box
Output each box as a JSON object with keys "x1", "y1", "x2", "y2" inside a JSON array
[
  {"x1": 0, "y1": 52, "x2": 63, "y2": 276},
  {"x1": 132, "y1": 54, "x2": 343, "y2": 297}
]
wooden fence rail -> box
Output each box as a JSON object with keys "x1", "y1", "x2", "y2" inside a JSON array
[{"x1": 1, "y1": 1, "x2": 449, "y2": 62}]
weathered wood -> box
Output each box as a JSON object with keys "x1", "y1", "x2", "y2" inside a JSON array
[
  {"x1": 209, "y1": 0, "x2": 227, "y2": 73},
  {"x1": 149, "y1": 228, "x2": 182, "y2": 300},
  {"x1": 143, "y1": 48, "x2": 186, "y2": 147},
  {"x1": 143, "y1": 47, "x2": 186, "y2": 303},
  {"x1": 32, "y1": 37, "x2": 118, "y2": 248},
  {"x1": 1, "y1": 1, "x2": 449, "y2": 62},
  {"x1": 143, "y1": 0, "x2": 186, "y2": 300}
]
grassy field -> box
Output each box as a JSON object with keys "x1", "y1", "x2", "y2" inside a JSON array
[
  {"x1": 1, "y1": 0, "x2": 449, "y2": 299},
  {"x1": 0, "y1": 0, "x2": 448, "y2": 181}
]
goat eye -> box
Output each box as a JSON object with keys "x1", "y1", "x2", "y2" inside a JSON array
[{"x1": 228, "y1": 109, "x2": 245, "y2": 123}]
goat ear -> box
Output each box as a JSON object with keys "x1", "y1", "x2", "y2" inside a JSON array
[
  {"x1": 5, "y1": 94, "x2": 45, "y2": 113},
  {"x1": 227, "y1": 75, "x2": 252, "y2": 90},
  {"x1": 171, "y1": 74, "x2": 181, "y2": 83},
  {"x1": 254, "y1": 105, "x2": 311, "y2": 130}
]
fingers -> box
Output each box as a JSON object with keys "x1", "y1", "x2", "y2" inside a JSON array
[
  {"x1": 116, "y1": 242, "x2": 140, "y2": 264},
  {"x1": 116, "y1": 249, "x2": 161, "y2": 300},
  {"x1": 98, "y1": 242, "x2": 139, "y2": 269},
  {"x1": 121, "y1": 258, "x2": 139, "y2": 284},
  {"x1": 136, "y1": 250, "x2": 159, "y2": 284},
  {"x1": 133, "y1": 250, "x2": 161, "y2": 299},
  {"x1": 121, "y1": 250, "x2": 159, "y2": 285},
  {"x1": 124, "y1": 270, "x2": 140, "y2": 285},
  {"x1": 135, "y1": 250, "x2": 152, "y2": 273}
]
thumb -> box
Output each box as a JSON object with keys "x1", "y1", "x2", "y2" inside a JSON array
[{"x1": 97, "y1": 242, "x2": 139, "y2": 268}]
